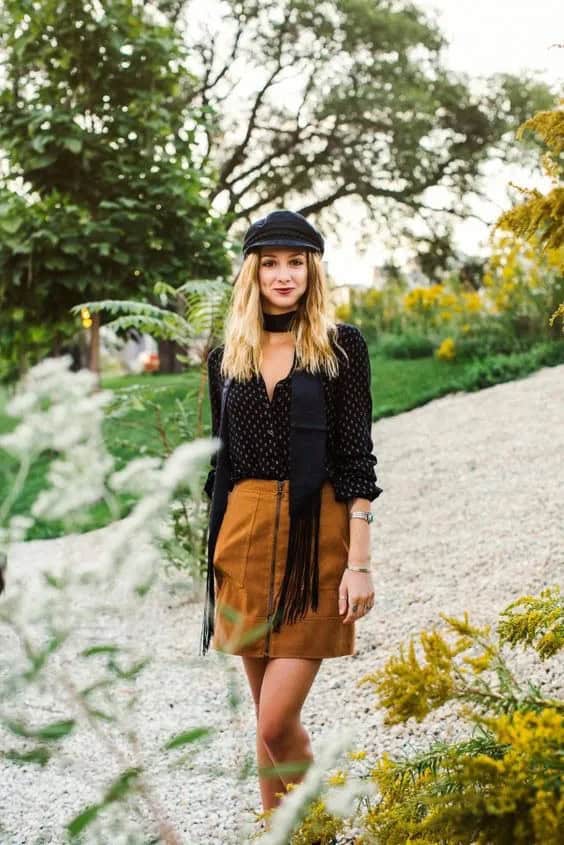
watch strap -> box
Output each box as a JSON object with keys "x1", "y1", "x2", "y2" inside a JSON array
[{"x1": 349, "y1": 510, "x2": 374, "y2": 523}]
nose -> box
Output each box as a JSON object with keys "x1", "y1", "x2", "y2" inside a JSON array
[{"x1": 276, "y1": 265, "x2": 293, "y2": 284}]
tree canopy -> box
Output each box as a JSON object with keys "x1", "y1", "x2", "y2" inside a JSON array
[
  {"x1": 182, "y1": 0, "x2": 555, "y2": 258},
  {"x1": 0, "y1": 0, "x2": 231, "y2": 377}
]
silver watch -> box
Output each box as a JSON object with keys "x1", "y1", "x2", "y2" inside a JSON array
[{"x1": 349, "y1": 510, "x2": 374, "y2": 523}]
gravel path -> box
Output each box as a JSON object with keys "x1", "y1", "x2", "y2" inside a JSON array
[{"x1": 1, "y1": 364, "x2": 563, "y2": 844}]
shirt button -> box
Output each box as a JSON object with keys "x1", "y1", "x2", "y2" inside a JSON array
[{"x1": 267, "y1": 428, "x2": 274, "y2": 436}]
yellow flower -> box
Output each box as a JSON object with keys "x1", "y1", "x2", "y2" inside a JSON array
[
  {"x1": 348, "y1": 749, "x2": 367, "y2": 760},
  {"x1": 462, "y1": 292, "x2": 482, "y2": 313},
  {"x1": 436, "y1": 337, "x2": 456, "y2": 360}
]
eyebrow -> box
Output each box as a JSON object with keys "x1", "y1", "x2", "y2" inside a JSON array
[{"x1": 261, "y1": 252, "x2": 305, "y2": 257}]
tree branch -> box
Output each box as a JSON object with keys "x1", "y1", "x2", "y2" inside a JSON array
[{"x1": 217, "y1": 61, "x2": 286, "y2": 187}]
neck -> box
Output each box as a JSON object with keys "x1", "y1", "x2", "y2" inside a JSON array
[{"x1": 262, "y1": 309, "x2": 297, "y2": 333}]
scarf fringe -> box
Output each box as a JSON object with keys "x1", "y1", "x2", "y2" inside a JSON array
[
  {"x1": 199, "y1": 553, "x2": 215, "y2": 656},
  {"x1": 271, "y1": 487, "x2": 322, "y2": 632}
]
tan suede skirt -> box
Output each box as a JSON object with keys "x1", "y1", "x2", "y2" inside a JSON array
[{"x1": 212, "y1": 477, "x2": 355, "y2": 659}]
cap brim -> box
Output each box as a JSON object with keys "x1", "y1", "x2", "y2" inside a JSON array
[{"x1": 245, "y1": 238, "x2": 321, "y2": 254}]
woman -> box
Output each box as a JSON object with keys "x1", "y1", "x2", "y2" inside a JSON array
[{"x1": 201, "y1": 209, "x2": 383, "y2": 818}]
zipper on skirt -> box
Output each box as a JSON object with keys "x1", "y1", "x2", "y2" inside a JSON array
[{"x1": 264, "y1": 479, "x2": 284, "y2": 656}]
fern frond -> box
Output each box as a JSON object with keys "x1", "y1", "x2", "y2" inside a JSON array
[
  {"x1": 72, "y1": 300, "x2": 174, "y2": 319},
  {"x1": 103, "y1": 315, "x2": 191, "y2": 345}
]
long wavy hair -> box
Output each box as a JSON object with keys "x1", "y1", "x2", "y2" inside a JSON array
[{"x1": 219, "y1": 250, "x2": 347, "y2": 382}]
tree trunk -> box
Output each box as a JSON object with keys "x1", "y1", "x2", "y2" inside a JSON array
[{"x1": 158, "y1": 339, "x2": 183, "y2": 373}]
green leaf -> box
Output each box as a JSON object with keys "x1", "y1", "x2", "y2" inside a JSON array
[
  {"x1": 27, "y1": 154, "x2": 58, "y2": 169},
  {"x1": 43, "y1": 571, "x2": 64, "y2": 588},
  {"x1": 107, "y1": 657, "x2": 151, "y2": 679},
  {"x1": 84, "y1": 707, "x2": 116, "y2": 722},
  {"x1": 0, "y1": 217, "x2": 23, "y2": 234},
  {"x1": 163, "y1": 727, "x2": 213, "y2": 750},
  {"x1": 4, "y1": 747, "x2": 51, "y2": 767},
  {"x1": 23, "y1": 631, "x2": 68, "y2": 680},
  {"x1": 80, "y1": 644, "x2": 121, "y2": 657},
  {"x1": 66, "y1": 768, "x2": 142, "y2": 837},
  {"x1": 67, "y1": 804, "x2": 102, "y2": 837},
  {"x1": 3, "y1": 718, "x2": 75, "y2": 741},
  {"x1": 36, "y1": 719, "x2": 76, "y2": 740},
  {"x1": 104, "y1": 767, "x2": 142, "y2": 802},
  {"x1": 63, "y1": 137, "x2": 82, "y2": 154}
]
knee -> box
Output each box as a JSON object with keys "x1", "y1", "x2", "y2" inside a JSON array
[{"x1": 258, "y1": 713, "x2": 296, "y2": 752}]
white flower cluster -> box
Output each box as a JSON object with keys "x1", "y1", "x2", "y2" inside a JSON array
[
  {"x1": 1, "y1": 356, "x2": 109, "y2": 459},
  {"x1": 96, "y1": 438, "x2": 217, "y2": 595},
  {"x1": 0, "y1": 357, "x2": 116, "y2": 554},
  {"x1": 0, "y1": 357, "x2": 219, "y2": 593},
  {"x1": 0, "y1": 355, "x2": 115, "y2": 526},
  {"x1": 323, "y1": 772, "x2": 378, "y2": 818}
]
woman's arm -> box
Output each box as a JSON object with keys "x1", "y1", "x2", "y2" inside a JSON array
[
  {"x1": 332, "y1": 324, "x2": 383, "y2": 515},
  {"x1": 332, "y1": 325, "x2": 383, "y2": 623},
  {"x1": 347, "y1": 496, "x2": 373, "y2": 565}
]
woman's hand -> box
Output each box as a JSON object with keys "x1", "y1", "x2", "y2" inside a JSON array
[{"x1": 338, "y1": 569, "x2": 375, "y2": 623}]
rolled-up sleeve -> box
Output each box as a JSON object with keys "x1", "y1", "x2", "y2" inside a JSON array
[
  {"x1": 332, "y1": 325, "x2": 383, "y2": 503},
  {"x1": 203, "y1": 346, "x2": 223, "y2": 500}
]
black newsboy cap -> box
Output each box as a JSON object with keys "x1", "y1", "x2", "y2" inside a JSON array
[{"x1": 242, "y1": 209, "x2": 325, "y2": 258}]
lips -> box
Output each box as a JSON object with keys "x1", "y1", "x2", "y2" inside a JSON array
[{"x1": 275, "y1": 288, "x2": 294, "y2": 292}]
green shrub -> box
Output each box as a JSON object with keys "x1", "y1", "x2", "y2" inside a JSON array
[
  {"x1": 454, "y1": 341, "x2": 564, "y2": 390},
  {"x1": 453, "y1": 331, "x2": 529, "y2": 360},
  {"x1": 376, "y1": 332, "x2": 435, "y2": 359}
]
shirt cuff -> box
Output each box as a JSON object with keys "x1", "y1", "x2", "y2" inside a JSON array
[{"x1": 332, "y1": 475, "x2": 383, "y2": 503}]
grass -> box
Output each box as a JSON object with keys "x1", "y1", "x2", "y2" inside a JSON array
[
  {"x1": 0, "y1": 343, "x2": 560, "y2": 540},
  {"x1": 369, "y1": 353, "x2": 469, "y2": 419},
  {"x1": 0, "y1": 367, "x2": 211, "y2": 540}
]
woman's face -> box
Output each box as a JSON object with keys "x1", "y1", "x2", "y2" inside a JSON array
[{"x1": 257, "y1": 248, "x2": 308, "y2": 314}]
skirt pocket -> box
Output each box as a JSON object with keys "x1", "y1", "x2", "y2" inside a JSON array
[{"x1": 213, "y1": 487, "x2": 260, "y2": 588}]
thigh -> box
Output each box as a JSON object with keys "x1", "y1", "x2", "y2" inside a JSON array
[
  {"x1": 259, "y1": 658, "x2": 322, "y2": 723},
  {"x1": 242, "y1": 656, "x2": 269, "y2": 717}
]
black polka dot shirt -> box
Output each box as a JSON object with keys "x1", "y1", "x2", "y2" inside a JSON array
[{"x1": 203, "y1": 323, "x2": 383, "y2": 504}]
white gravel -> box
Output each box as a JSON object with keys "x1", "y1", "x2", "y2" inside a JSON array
[{"x1": 1, "y1": 364, "x2": 563, "y2": 844}]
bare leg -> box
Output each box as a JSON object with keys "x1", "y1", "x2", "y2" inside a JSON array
[
  {"x1": 257, "y1": 657, "x2": 323, "y2": 810},
  {"x1": 241, "y1": 656, "x2": 286, "y2": 812}
]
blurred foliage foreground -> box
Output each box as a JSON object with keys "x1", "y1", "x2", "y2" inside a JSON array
[
  {"x1": 251, "y1": 587, "x2": 563, "y2": 845},
  {"x1": 0, "y1": 358, "x2": 562, "y2": 845}
]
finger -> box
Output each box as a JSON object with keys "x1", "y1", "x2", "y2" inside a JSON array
[
  {"x1": 357, "y1": 600, "x2": 371, "y2": 618},
  {"x1": 342, "y1": 598, "x2": 353, "y2": 623},
  {"x1": 338, "y1": 589, "x2": 348, "y2": 616},
  {"x1": 343, "y1": 600, "x2": 359, "y2": 624}
]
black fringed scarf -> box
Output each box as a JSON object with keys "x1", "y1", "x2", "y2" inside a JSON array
[{"x1": 199, "y1": 309, "x2": 329, "y2": 656}]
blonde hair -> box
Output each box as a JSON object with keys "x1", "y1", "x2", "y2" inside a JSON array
[{"x1": 219, "y1": 250, "x2": 346, "y2": 382}]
